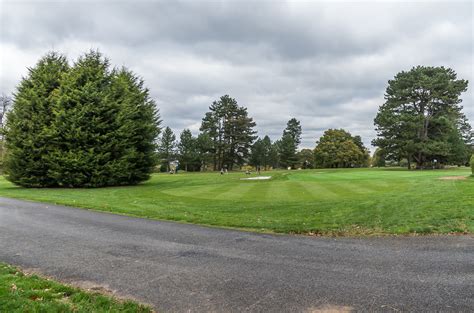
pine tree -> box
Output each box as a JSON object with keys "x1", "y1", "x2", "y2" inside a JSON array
[
  {"x1": 158, "y1": 126, "x2": 177, "y2": 172},
  {"x1": 200, "y1": 95, "x2": 256, "y2": 170},
  {"x1": 178, "y1": 129, "x2": 197, "y2": 171},
  {"x1": 373, "y1": 66, "x2": 469, "y2": 168},
  {"x1": 283, "y1": 118, "x2": 302, "y2": 147},
  {"x1": 278, "y1": 133, "x2": 298, "y2": 169}
]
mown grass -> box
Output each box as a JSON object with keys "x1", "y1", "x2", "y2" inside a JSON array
[
  {"x1": 0, "y1": 167, "x2": 472, "y2": 235},
  {"x1": 0, "y1": 263, "x2": 151, "y2": 312}
]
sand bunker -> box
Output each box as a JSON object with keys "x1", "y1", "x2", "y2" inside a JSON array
[
  {"x1": 240, "y1": 176, "x2": 272, "y2": 180},
  {"x1": 438, "y1": 176, "x2": 467, "y2": 180}
]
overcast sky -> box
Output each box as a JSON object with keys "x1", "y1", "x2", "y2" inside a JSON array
[{"x1": 1, "y1": 0, "x2": 472, "y2": 150}]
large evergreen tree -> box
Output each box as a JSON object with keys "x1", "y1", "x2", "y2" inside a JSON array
[
  {"x1": 4, "y1": 51, "x2": 160, "y2": 187},
  {"x1": 4, "y1": 52, "x2": 69, "y2": 187},
  {"x1": 373, "y1": 66, "x2": 469, "y2": 169}
]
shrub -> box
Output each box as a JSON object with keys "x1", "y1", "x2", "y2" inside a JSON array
[{"x1": 4, "y1": 51, "x2": 160, "y2": 187}]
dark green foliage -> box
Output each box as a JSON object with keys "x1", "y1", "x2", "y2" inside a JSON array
[
  {"x1": 249, "y1": 135, "x2": 274, "y2": 170},
  {"x1": 249, "y1": 138, "x2": 264, "y2": 169},
  {"x1": 158, "y1": 126, "x2": 177, "y2": 172},
  {"x1": 195, "y1": 132, "x2": 214, "y2": 171},
  {"x1": 283, "y1": 118, "x2": 302, "y2": 147},
  {"x1": 4, "y1": 51, "x2": 160, "y2": 187},
  {"x1": 278, "y1": 133, "x2": 298, "y2": 169},
  {"x1": 314, "y1": 129, "x2": 370, "y2": 168},
  {"x1": 277, "y1": 118, "x2": 302, "y2": 168},
  {"x1": 178, "y1": 129, "x2": 196, "y2": 171},
  {"x1": 200, "y1": 95, "x2": 256, "y2": 170},
  {"x1": 373, "y1": 66, "x2": 470, "y2": 169}
]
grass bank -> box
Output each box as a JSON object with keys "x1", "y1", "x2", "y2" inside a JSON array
[
  {"x1": 0, "y1": 168, "x2": 472, "y2": 235},
  {"x1": 0, "y1": 263, "x2": 151, "y2": 312}
]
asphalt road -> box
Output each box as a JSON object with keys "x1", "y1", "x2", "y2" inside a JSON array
[{"x1": 0, "y1": 197, "x2": 472, "y2": 312}]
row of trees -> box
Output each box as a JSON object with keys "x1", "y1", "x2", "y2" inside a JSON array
[
  {"x1": 2, "y1": 50, "x2": 472, "y2": 187},
  {"x1": 156, "y1": 110, "x2": 305, "y2": 172},
  {"x1": 157, "y1": 102, "x2": 372, "y2": 171}
]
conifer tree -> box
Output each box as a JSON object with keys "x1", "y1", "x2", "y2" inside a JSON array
[
  {"x1": 4, "y1": 52, "x2": 69, "y2": 186},
  {"x1": 4, "y1": 51, "x2": 160, "y2": 187}
]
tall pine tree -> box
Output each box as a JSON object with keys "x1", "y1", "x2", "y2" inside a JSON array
[{"x1": 200, "y1": 95, "x2": 256, "y2": 170}]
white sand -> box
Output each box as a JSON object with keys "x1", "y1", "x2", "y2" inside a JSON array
[{"x1": 240, "y1": 176, "x2": 272, "y2": 180}]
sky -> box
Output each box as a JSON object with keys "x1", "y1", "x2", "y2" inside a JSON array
[{"x1": 1, "y1": 0, "x2": 473, "y2": 151}]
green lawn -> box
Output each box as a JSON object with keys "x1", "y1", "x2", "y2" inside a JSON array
[
  {"x1": 0, "y1": 263, "x2": 151, "y2": 312},
  {"x1": 0, "y1": 168, "x2": 472, "y2": 235}
]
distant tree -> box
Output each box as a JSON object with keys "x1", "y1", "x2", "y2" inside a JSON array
[
  {"x1": 351, "y1": 135, "x2": 370, "y2": 166},
  {"x1": 283, "y1": 118, "x2": 302, "y2": 147},
  {"x1": 471, "y1": 154, "x2": 474, "y2": 175},
  {"x1": 0, "y1": 93, "x2": 12, "y2": 160},
  {"x1": 249, "y1": 138, "x2": 265, "y2": 169},
  {"x1": 268, "y1": 141, "x2": 280, "y2": 169},
  {"x1": 200, "y1": 95, "x2": 256, "y2": 170},
  {"x1": 373, "y1": 66, "x2": 469, "y2": 169},
  {"x1": 4, "y1": 51, "x2": 160, "y2": 187},
  {"x1": 261, "y1": 135, "x2": 272, "y2": 170},
  {"x1": 297, "y1": 149, "x2": 314, "y2": 169},
  {"x1": 158, "y1": 126, "x2": 177, "y2": 172},
  {"x1": 279, "y1": 133, "x2": 298, "y2": 169},
  {"x1": 178, "y1": 129, "x2": 197, "y2": 171},
  {"x1": 372, "y1": 148, "x2": 386, "y2": 167},
  {"x1": 196, "y1": 132, "x2": 213, "y2": 171},
  {"x1": 314, "y1": 129, "x2": 368, "y2": 168}
]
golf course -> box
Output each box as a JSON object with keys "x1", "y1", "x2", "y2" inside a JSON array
[{"x1": 0, "y1": 167, "x2": 472, "y2": 235}]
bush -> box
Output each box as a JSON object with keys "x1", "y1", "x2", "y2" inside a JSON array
[{"x1": 4, "y1": 51, "x2": 160, "y2": 187}]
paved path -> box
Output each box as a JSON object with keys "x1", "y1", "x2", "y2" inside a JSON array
[{"x1": 0, "y1": 197, "x2": 472, "y2": 312}]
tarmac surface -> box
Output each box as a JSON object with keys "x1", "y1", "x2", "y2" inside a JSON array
[{"x1": 0, "y1": 197, "x2": 472, "y2": 312}]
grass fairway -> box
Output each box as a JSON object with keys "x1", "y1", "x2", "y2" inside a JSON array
[
  {"x1": 0, "y1": 263, "x2": 151, "y2": 312},
  {"x1": 0, "y1": 168, "x2": 472, "y2": 235}
]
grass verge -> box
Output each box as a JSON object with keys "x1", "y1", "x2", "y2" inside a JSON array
[{"x1": 0, "y1": 263, "x2": 152, "y2": 312}]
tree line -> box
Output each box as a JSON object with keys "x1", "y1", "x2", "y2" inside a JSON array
[
  {"x1": 157, "y1": 99, "x2": 372, "y2": 172},
  {"x1": 1, "y1": 51, "x2": 472, "y2": 187}
]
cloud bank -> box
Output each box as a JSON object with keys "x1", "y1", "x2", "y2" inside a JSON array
[{"x1": 1, "y1": 0, "x2": 472, "y2": 150}]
